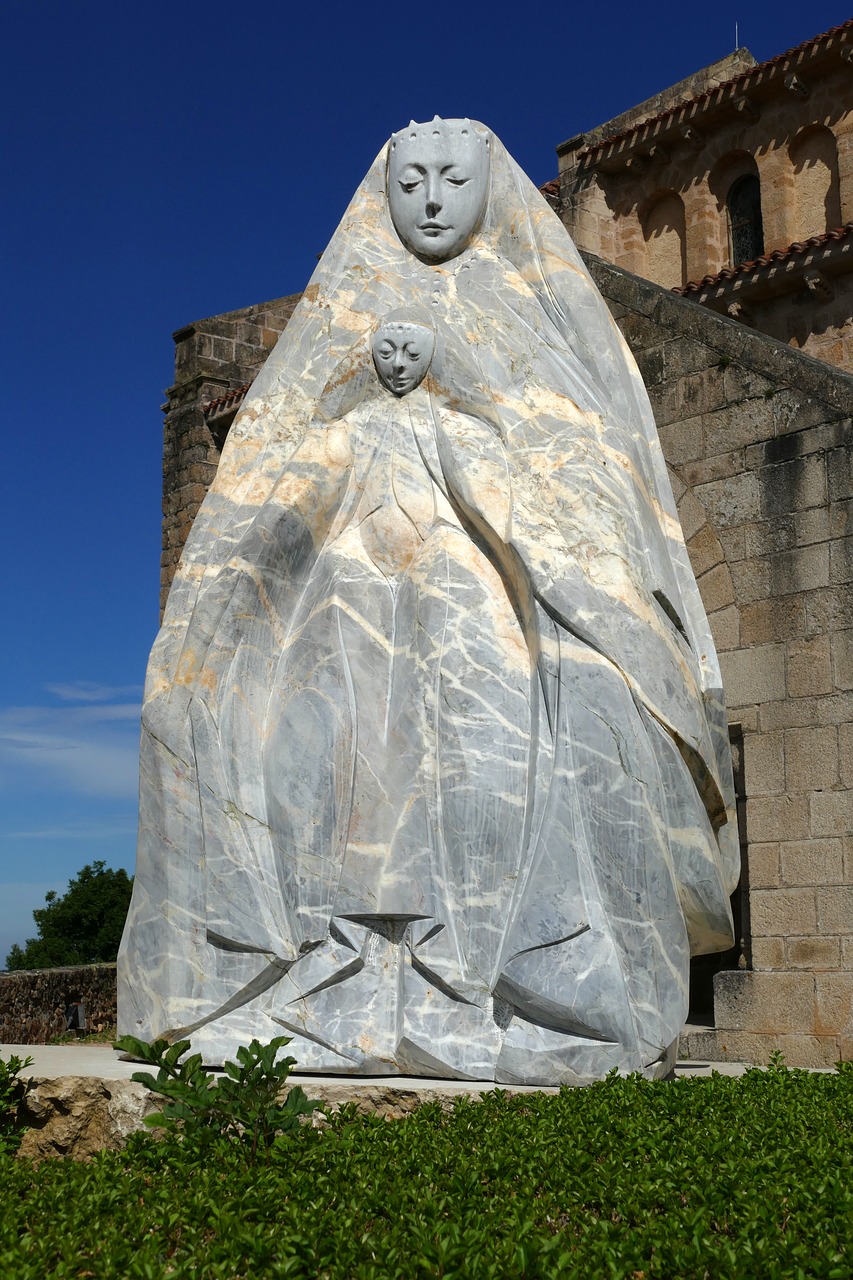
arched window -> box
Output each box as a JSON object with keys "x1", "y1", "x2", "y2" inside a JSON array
[{"x1": 728, "y1": 175, "x2": 764, "y2": 265}]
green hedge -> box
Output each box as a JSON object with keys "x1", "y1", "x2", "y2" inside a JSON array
[{"x1": 2, "y1": 1063, "x2": 852, "y2": 1279}]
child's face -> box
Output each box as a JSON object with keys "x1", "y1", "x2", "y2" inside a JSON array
[{"x1": 372, "y1": 322, "x2": 435, "y2": 396}]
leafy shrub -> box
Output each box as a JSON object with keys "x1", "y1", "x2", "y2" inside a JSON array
[
  {"x1": 115, "y1": 1033, "x2": 319, "y2": 1163},
  {"x1": 0, "y1": 1053, "x2": 33, "y2": 1156},
  {"x1": 1, "y1": 1060, "x2": 852, "y2": 1278}
]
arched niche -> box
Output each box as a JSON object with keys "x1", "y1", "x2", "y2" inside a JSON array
[
  {"x1": 640, "y1": 191, "x2": 687, "y2": 289},
  {"x1": 789, "y1": 125, "x2": 842, "y2": 236},
  {"x1": 708, "y1": 153, "x2": 765, "y2": 268}
]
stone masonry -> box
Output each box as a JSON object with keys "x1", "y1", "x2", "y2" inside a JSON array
[
  {"x1": 557, "y1": 23, "x2": 853, "y2": 374},
  {"x1": 161, "y1": 293, "x2": 301, "y2": 613},
  {"x1": 159, "y1": 253, "x2": 853, "y2": 1069},
  {"x1": 0, "y1": 964, "x2": 117, "y2": 1044},
  {"x1": 587, "y1": 255, "x2": 853, "y2": 1067}
]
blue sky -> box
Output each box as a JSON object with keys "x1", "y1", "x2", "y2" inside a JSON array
[{"x1": 2, "y1": 1, "x2": 849, "y2": 964}]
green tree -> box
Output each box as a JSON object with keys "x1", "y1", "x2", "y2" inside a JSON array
[{"x1": 4, "y1": 861, "x2": 133, "y2": 971}]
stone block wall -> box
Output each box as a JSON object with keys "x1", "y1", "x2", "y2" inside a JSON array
[
  {"x1": 586, "y1": 254, "x2": 853, "y2": 1066},
  {"x1": 0, "y1": 965, "x2": 117, "y2": 1044},
  {"x1": 160, "y1": 293, "x2": 301, "y2": 614},
  {"x1": 157, "y1": 252, "x2": 853, "y2": 1068}
]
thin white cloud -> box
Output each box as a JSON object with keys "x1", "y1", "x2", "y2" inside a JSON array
[
  {"x1": 45, "y1": 681, "x2": 144, "y2": 703},
  {"x1": 0, "y1": 703, "x2": 141, "y2": 800},
  {"x1": 58, "y1": 703, "x2": 140, "y2": 723},
  {"x1": 4, "y1": 818, "x2": 138, "y2": 840}
]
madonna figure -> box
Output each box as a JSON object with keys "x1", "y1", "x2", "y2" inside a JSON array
[{"x1": 119, "y1": 119, "x2": 739, "y2": 1084}]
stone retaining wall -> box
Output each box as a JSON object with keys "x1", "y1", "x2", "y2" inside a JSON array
[{"x1": 0, "y1": 965, "x2": 117, "y2": 1044}]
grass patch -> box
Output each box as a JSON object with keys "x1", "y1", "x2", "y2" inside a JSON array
[
  {"x1": 2, "y1": 1062, "x2": 852, "y2": 1278},
  {"x1": 48, "y1": 1025, "x2": 118, "y2": 1046}
]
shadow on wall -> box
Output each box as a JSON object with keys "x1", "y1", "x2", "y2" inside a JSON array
[{"x1": 688, "y1": 726, "x2": 750, "y2": 1023}]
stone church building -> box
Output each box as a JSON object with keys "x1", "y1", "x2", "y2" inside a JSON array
[
  {"x1": 556, "y1": 20, "x2": 853, "y2": 370},
  {"x1": 160, "y1": 20, "x2": 853, "y2": 1067}
]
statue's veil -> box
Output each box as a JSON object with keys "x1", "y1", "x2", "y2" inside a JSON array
[
  {"x1": 121, "y1": 122, "x2": 740, "y2": 1068},
  {"x1": 157, "y1": 124, "x2": 728, "y2": 807}
]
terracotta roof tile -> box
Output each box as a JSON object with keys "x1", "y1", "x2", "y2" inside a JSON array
[
  {"x1": 580, "y1": 19, "x2": 853, "y2": 157},
  {"x1": 675, "y1": 223, "x2": 853, "y2": 294},
  {"x1": 203, "y1": 382, "x2": 251, "y2": 418}
]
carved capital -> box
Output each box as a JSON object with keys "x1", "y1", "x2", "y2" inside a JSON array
[
  {"x1": 623, "y1": 153, "x2": 648, "y2": 175},
  {"x1": 804, "y1": 268, "x2": 834, "y2": 302},
  {"x1": 681, "y1": 125, "x2": 704, "y2": 149},
  {"x1": 726, "y1": 300, "x2": 753, "y2": 324},
  {"x1": 783, "y1": 73, "x2": 809, "y2": 98}
]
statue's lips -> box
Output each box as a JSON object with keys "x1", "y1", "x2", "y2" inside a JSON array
[{"x1": 419, "y1": 223, "x2": 450, "y2": 236}]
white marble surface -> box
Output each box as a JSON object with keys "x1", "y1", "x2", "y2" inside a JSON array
[{"x1": 118, "y1": 119, "x2": 739, "y2": 1084}]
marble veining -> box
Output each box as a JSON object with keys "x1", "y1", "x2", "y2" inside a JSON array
[{"x1": 118, "y1": 118, "x2": 740, "y2": 1084}]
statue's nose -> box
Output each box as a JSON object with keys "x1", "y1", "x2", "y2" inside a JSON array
[{"x1": 425, "y1": 174, "x2": 442, "y2": 217}]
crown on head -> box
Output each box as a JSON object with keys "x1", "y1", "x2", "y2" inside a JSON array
[
  {"x1": 390, "y1": 116, "x2": 490, "y2": 153},
  {"x1": 376, "y1": 306, "x2": 435, "y2": 332}
]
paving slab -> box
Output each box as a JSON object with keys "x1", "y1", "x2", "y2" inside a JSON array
[
  {"x1": 1, "y1": 1044, "x2": 141, "y2": 1080},
  {"x1": 1, "y1": 1043, "x2": 756, "y2": 1086}
]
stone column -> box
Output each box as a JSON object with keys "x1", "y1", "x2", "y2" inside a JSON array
[
  {"x1": 835, "y1": 124, "x2": 853, "y2": 224},
  {"x1": 683, "y1": 179, "x2": 723, "y2": 282},
  {"x1": 758, "y1": 145, "x2": 797, "y2": 254}
]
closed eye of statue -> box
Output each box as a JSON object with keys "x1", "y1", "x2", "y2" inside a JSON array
[
  {"x1": 389, "y1": 128, "x2": 489, "y2": 262},
  {"x1": 399, "y1": 165, "x2": 426, "y2": 194}
]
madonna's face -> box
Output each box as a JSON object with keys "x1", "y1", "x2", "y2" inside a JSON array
[
  {"x1": 372, "y1": 321, "x2": 435, "y2": 396},
  {"x1": 388, "y1": 122, "x2": 490, "y2": 263}
]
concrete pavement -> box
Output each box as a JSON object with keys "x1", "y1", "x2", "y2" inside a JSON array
[{"x1": 1, "y1": 1042, "x2": 759, "y2": 1087}]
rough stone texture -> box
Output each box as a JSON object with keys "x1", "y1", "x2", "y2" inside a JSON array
[
  {"x1": 587, "y1": 256, "x2": 853, "y2": 1066},
  {"x1": 160, "y1": 295, "x2": 301, "y2": 614},
  {"x1": 124, "y1": 123, "x2": 738, "y2": 1087},
  {"x1": 15, "y1": 1075, "x2": 498, "y2": 1160},
  {"x1": 0, "y1": 965, "x2": 117, "y2": 1044},
  {"x1": 17, "y1": 1077, "x2": 157, "y2": 1161},
  {"x1": 713, "y1": 970, "x2": 815, "y2": 1034},
  {"x1": 304, "y1": 1081, "x2": 534, "y2": 1119}
]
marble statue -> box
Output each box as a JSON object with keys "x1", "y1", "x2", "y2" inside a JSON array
[{"x1": 118, "y1": 118, "x2": 740, "y2": 1085}]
